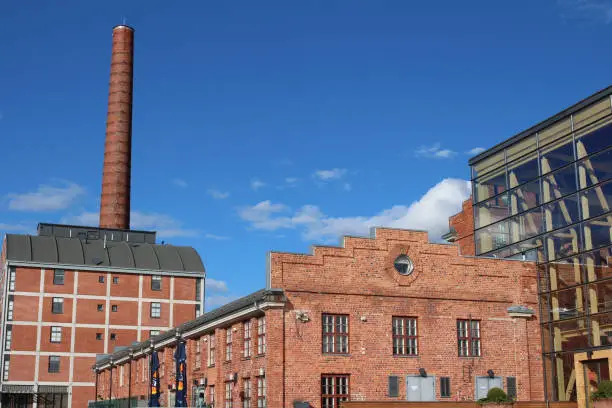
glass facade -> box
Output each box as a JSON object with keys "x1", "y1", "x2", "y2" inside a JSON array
[{"x1": 471, "y1": 93, "x2": 612, "y2": 402}]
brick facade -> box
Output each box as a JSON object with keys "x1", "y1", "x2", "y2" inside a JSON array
[
  {"x1": 448, "y1": 198, "x2": 476, "y2": 256},
  {"x1": 95, "y1": 227, "x2": 543, "y2": 407}
]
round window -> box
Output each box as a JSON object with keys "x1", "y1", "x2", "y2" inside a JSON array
[{"x1": 394, "y1": 255, "x2": 414, "y2": 276}]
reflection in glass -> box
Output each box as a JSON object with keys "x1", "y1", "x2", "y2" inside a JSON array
[
  {"x1": 543, "y1": 195, "x2": 579, "y2": 232},
  {"x1": 550, "y1": 318, "x2": 589, "y2": 351},
  {"x1": 540, "y1": 140, "x2": 575, "y2": 175},
  {"x1": 586, "y1": 281, "x2": 612, "y2": 315},
  {"x1": 583, "y1": 215, "x2": 612, "y2": 251},
  {"x1": 507, "y1": 156, "x2": 539, "y2": 186},
  {"x1": 509, "y1": 179, "x2": 541, "y2": 214},
  {"x1": 581, "y1": 180, "x2": 612, "y2": 221},
  {"x1": 510, "y1": 207, "x2": 543, "y2": 243},
  {"x1": 541, "y1": 287, "x2": 586, "y2": 322},
  {"x1": 475, "y1": 221, "x2": 510, "y2": 254},
  {"x1": 540, "y1": 258, "x2": 583, "y2": 292},
  {"x1": 576, "y1": 122, "x2": 612, "y2": 159},
  {"x1": 542, "y1": 165, "x2": 577, "y2": 203},
  {"x1": 545, "y1": 226, "x2": 582, "y2": 262},
  {"x1": 589, "y1": 312, "x2": 612, "y2": 347},
  {"x1": 475, "y1": 171, "x2": 507, "y2": 203},
  {"x1": 577, "y1": 148, "x2": 612, "y2": 188},
  {"x1": 543, "y1": 352, "x2": 578, "y2": 401},
  {"x1": 581, "y1": 247, "x2": 612, "y2": 283},
  {"x1": 475, "y1": 195, "x2": 509, "y2": 229}
]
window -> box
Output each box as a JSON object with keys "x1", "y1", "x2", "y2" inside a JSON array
[
  {"x1": 52, "y1": 298, "x2": 64, "y2": 314},
  {"x1": 150, "y1": 330, "x2": 160, "y2": 337},
  {"x1": 99, "y1": 276, "x2": 105, "y2": 283},
  {"x1": 257, "y1": 317, "x2": 266, "y2": 355},
  {"x1": 208, "y1": 333, "x2": 216, "y2": 367},
  {"x1": 196, "y1": 304, "x2": 201, "y2": 317},
  {"x1": 388, "y1": 376, "x2": 399, "y2": 397},
  {"x1": 8, "y1": 268, "x2": 15, "y2": 291},
  {"x1": 196, "y1": 278, "x2": 202, "y2": 301},
  {"x1": 243, "y1": 378, "x2": 251, "y2": 408},
  {"x1": 48, "y1": 356, "x2": 60, "y2": 373},
  {"x1": 50, "y1": 327, "x2": 62, "y2": 343},
  {"x1": 457, "y1": 319, "x2": 481, "y2": 357},
  {"x1": 257, "y1": 377, "x2": 266, "y2": 408},
  {"x1": 440, "y1": 377, "x2": 451, "y2": 398},
  {"x1": 151, "y1": 302, "x2": 161, "y2": 318},
  {"x1": 53, "y1": 269, "x2": 65, "y2": 285},
  {"x1": 152, "y1": 275, "x2": 162, "y2": 291},
  {"x1": 507, "y1": 377, "x2": 517, "y2": 400},
  {"x1": 96, "y1": 333, "x2": 102, "y2": 340},
  {"x1": 394, "y1": 255, "x2": 414, "y2": 275},
  {"x1": 243, "y1": 321, "x2": 252, "y2": 358},
  {"x1": 226, "y1": 328, "x2": 232, "y2": 361},
  {"x1": 321, "y1": 375, "x2": 349, "y2": 408},
  {"x1": 120, "y1": 365, "x2": 124, "y2": 386},
  {"x1": 209, "y1": 385, "x2": 215, "y2": 407},
  {"x1": 195, "y1": 337, "x2": 202, "y2": 369},
  {"x1": 392, "y1": 317, "x2": 418, "y2": 355},
  {"x1": 112, "y1": 305, "x2": 118, "y2": 312},
  {"x1": 7, "y1": 300, "x2": 14, "y2": 321},
  {"x1": 5, "y1": 326, "x2": 12, "y2": 350},
  {"x1": 113, "y1": 276, "x2": 119, "y2": 284},
  {"x1": 97, "y1": 304, "x2": 103, "y2": 312},
  {"x1": 110, "y1": 333, "x2": 116, "y2": 341},
  {"x1": 225, "y1": 381, "x2": 233, "y2": 408},
  {"x1": 3, "y1": 357, "x2": 9, "y2": 381},
  {"x1": 322, "y1": 314, "x2": 349, "y2": 354}
]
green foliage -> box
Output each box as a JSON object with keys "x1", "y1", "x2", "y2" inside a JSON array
[
  {"x1": 477, "y1": 387, "x2": 512, "y2": 405},
  {"x1": 592, "y1": 380, "x2": 612, "y2": 400}
]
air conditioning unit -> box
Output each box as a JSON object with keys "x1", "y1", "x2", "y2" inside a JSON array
[
  {"x1": 259, "y1": 368, "x2": 265, "y2": 376},
  {"x1": 199, "y1": 378, "x2": 208, "y2": 386}
]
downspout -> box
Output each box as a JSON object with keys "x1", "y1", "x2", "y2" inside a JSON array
[
  {"x1": 128, "y1": 354, "x2": 133, "y2": 404},
  {"x1": 109, "y1": 362, "x2": 114, "y2": 401}
]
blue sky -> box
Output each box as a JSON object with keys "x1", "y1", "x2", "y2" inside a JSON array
[{"x1": 1, "y1": 0, "x2": 612, "y2": 309}]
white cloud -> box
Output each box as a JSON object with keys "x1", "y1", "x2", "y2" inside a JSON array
[
  {"x1": 62, "y1": 210, "x2": 198, "y2": 238},
  {"x1": 206, "y1": 278, "x2": 229, "y2": 292},
  {"x1": 0, "y1": 223, "x2": 33, "y2": 233},
  {"x1": 7, "y1": 181, "x2": 85, "y2": 212},
  {"x1": 467, "y1": 147, "x2": 486, "y2": 155},
  {"x1": 205, "y1": 233, "x2": 230, "y2": 240},
  {"x1": 206, "y1": 294, "x2": 240, "y2": 310},
  {"x1": 250, "y1": 179, "x2": 266, "y2": 191},
  {"x1": 314, "y1": 168, "x2": 347, "y2": 181},
  {"x1": 238, "y1": 178, "x2": 471, "y2": 243},
  {"x1": 285, "y1": 177, "x2": 298, "y2": 184},
  {"x1": 173, "y1": 179, "x2": 188, "y2": 188},
  {"x1": 558, "y1": 0, "x2": 612, "y2": 23},
  {"x1": 416, "y1": 144, "x2": 456, "y2": 159},
  {"x1": 343, "y1": 183, "x2": 352, "y2": 192},
  {"x1": 207, "y1": 189, "x2": 230, "y2": 199}
]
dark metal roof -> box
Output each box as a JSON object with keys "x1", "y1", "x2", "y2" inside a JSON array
[
  {"x1": 5, "y1": 234, "x2": 204, "y2": 273},
  {"x1": 469, "y1": 85, "x2": 612, "y2": 166},
  {"x1": 94, "y1": 288, "x2": 284, "y2": 368}
]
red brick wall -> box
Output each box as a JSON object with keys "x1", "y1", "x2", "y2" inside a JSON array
[
  {"x1": 448, "y1": 198, "x2": 476, "y2": 256},
  {"x1": 142, "y1": 275, "x2": 170, "y2": 299},
  {"x1": 12, "y1": 295, "x2": 38, "y2": 321},
  {"x1": 77, "y1": 271, "x2": 107, "y2": 296},
  {"x1": 38, "y1": 355, "x2": 70, "y2": 382},
  {"x1": 76, "y1": 298, "x2": 107, "y2": 324},
  {"x1": 41, "y1": 296, "x2": 73, "y2": 323},
  {"x1": 174, "y1": 277, "x2": 197, "y2": 300},
  {"x1": 39, "y1": 325, "x2": 71, "y2": 353},
  {"x1": 109, "y1": 273, "x2": 140, "y2": 298},
  {"x1": 14, "y1": 267, "x2": 40, "y2": 292},
  {"x1": 141, "y1": 301, "x2": 170, "y2": 327},
  {"x1": 7, "y1": 355, "x2": 36, "y2": 381},
  {"x1": 10, "y1": 325, "x2": 37, "y2": 351},
  {"x1": 108, "y1": 300, "x2": 139, "y2": 325},
  {"x1": 74, "y1": 327, "x2": 105, "y2": 353},
  {"x1": 72, "y1": 385, "x2": 95, "y2": 408},
  {"x1": 174, "y1": 303, "x2": 196, "y2": 325},
  {"x1": 73, "y1": 357, "x2": 97, "y2": 383},
  {"x1": 44, "y1": 269, "x2": 74, "y2": 294}
]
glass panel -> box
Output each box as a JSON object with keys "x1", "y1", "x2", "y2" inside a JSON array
[
  {"x1": 543, "y1": 195, "x2": 580, "y2": 232},
  {"x1": 542, "y1": 165, "x2": 578, "y2": 203},
  {"x1": 590, "y1": 311, "x2": 612, "y2": 348},
  {"x1": 540, "y1": 136, "x2": 575, "y2": 175},
  {"x1": 509, "y1": 207, "x2": 543, "y2": 243},
  {"x1": 543, "y1": 352, "x2": 578, "y2": 401},
  {"x1": 581, "y1": 180, "x2": 612, "y2": 221},
  {"x1": 550, "y1": 318, "x2": 589, "y2": 351},
  {"x1": 584, "y1": 214, "x2": 612, "y2": 251},
  {"x1": 539, "y1": 117, "x2": 571, "y2": 149},
  {"x1": 545, "y1": 225, "x2": 582, "y2": 261},
  {"x1": 507, "y1": 135, "x2": 537, "y2": 163},
  {"x1": 577, "y1": 148, "x2": 612, "y2": 189},
  {"x1": 575, "y1": 120, "x2": 612, "y2": 158},
  {"x1": 507, "y1": 154, "x2": 539, "y2": 186},
  {"x1": 542, "y1": 287, "x2": 586, "y2": 322},
  {"x1": 475, "y1": 195, "x2": 509, "y2": 229},
  {"x1": 542, "y1": 257, "x2": 583, "y2": 292},
  {"x1": 586, "y1": 281, "x2": 612, "y2": 315},
  {"x1": 472, "y1": 151, "x2": 505, "y2": 180},
  {"x1": 581, "y1": 246, "x2": 612, "y2": 283},
  {"x1": 583, "y1": 356, "x2": 611, "y2": 407},
  {"x1": 574, "y1": 97, "x2": 611, "y2": 131},
  {"x1": 475, "y1": 221, "x2": 510, "y2": 254},
  {"x1": 474, "y1": 169, "x2": 507, "y2": 203},
  {"x1": 509, "y1": 179, "x2": 541, "y2": 214},
  {"x1": 541, "y1": 323, "x2": 553, "y2": 354},
  {"x1": 498, "y1": 238, "x2": 544, "y2": 261}
]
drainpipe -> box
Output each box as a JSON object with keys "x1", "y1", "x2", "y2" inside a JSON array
[
  {"x1": 128, "y1": 353, "x2": 133, "y2": 404},
  {"x1": 109, "y1": 361, "x2": 114, "y2": 401}
]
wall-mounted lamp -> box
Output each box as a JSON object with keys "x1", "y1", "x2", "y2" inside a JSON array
[
  {"x1": 418, "y1": 368, "x2": 427, "y2": 377},
  {"x1": 487, "y1": 369, "x2": 495, "y2": 378}
]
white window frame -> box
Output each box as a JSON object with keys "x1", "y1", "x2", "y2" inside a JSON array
[
  {"x1": 208, "y1": 333, "x2": 216, "y2": 367},
  {"x1": 151, "y1": 275, "x2": 162, "y2": 291},
  {"x1": 8, "y1": 268, "x2": 15, "y2": 291},
  {"x1": 120, "y1": 365, "x2": 124, "y2": 386},
  {"x1": 52, "y1": 297, "x2": 64, "y2": 314},
  {"x1": 5, "y1": 327, "x2": 12, "y2": 350},
  {"x1": 243, "y1": 378, "x2": 251, "y2": 408},
  {"x1": 3, "y1": 359, "x2": 9, "y2": 381},
  {"x1": 151, "y1": 302, "x2": 161, "y2": 318},
  {"x1": 257, "y1": 377, "x2": 266, "y2": 408},
  {"x1": 226, "y1": 328, "x2": 232, "y2": 361},
  {"x1": 7, "y1": 300, "x2": 14, "y2": 321},
  {"x1": 243, "y1": 321, "x2": 252, "y2": 358},
  {"x1": 257, "y1": 317, "x2": 266, "y2": 355},
  {"x1": 225, "y1": 381, "x2": 233, "y2": 408},
  {"x1": 50, "y1": 326, "x2": 62, "y2": 343}
]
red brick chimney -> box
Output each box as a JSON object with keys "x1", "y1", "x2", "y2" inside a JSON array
[{"x1": 99, "y1": 25, "x2": 134, "y2": 229}]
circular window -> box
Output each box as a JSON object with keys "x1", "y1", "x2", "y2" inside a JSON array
[{"x1": 394, "y1": 255, "x2": 414, "y2": 275}]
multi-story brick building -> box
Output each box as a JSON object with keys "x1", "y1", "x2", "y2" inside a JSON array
[
  {"x1": 0, "y1": 223, "x2": 205, "y2": 408},
  {"x1": 94, "y1": 227, "x2": 543, "y2": 407}
]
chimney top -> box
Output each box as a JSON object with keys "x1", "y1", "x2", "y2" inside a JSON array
[{"x1": 113, "y1": 24, "x2": 134, "y2": 31}]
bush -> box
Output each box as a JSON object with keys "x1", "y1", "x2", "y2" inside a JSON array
[
  {"x1": 477, "y1": 387, "x2": 512, "y2": 405},
  {"x1": 592, "y1": 380, "x2": 612, "y2": 400}
]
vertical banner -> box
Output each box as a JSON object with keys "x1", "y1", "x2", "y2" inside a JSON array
[
  {"x1": 149, "y1": 351, "x2": 160, "y2": 407},
  {"x1": 174, "y1": 341, "x2": 188, "y2": 407}
]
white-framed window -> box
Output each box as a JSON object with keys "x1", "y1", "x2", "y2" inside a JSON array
[
  {"x1": 151, "y1": 275, "x2": 162, "y2": 291},
  {"x1": 225, "y1": 381, "x2": 233, "y2": 408},
  {"x1": 150, "y1": 330, "x2": 160, "y2": 338},
  {"x1": 392, "y1": 317, "x2": 418, "y2": 356},
  {"x1": 8, "y1": 268, "x2": 15, "y2": 291},
  {"x1": 195, "y1": 337, "x2": 201, "y2": 369},
  {"x1": 53, "y1": 269, "x2": 65, "y2": 285},
  {"x1": 257, "y1": 317, "x2": 266, "y2": 355},
  {"x1": 458, "y1": 319, "x2": 481, "y2": 357},
  {"x1": 226, "y1": 328, "x2": 232, "y2": 361},
  {"x1": 208, "y1": 333, "x2": 216, "y2": 367},
  {"x1": 50, "y1": 326, "x2": 62, "y2": 343},
  {"x1": 209, "y1": 385, "x2": 215, "y2": 407},
  {"x1": 4, "y1": 327, "x2": 12, "y2": 350},
  {"x1": 243, "y1": 320, "x2": 252, "y2": 358},
  {"x1": 48, "y1": 356, "x2": 60, "y2": 373},
  {"x1": 321, "y1": 375, "x2": 349, "y2": 408},
  {"x1": 151, "y1": 302, "x2": 161, "y2": 318},
  {"x1": 242, "y1": 378, "x2": 251, "y2": 408},
  {"x1": 7, "y1": 300, "x2": 14, "y2": 321},
  {"x1": 257, "y1": 377, "x2": 266, "y2": 408},
  {"x1": 3, "y1": 357, "x2": 9, "y2": 381},
  {"x1": 120, "y1": 365, "x2": 124, "y2": 386},
  {"x1": 52, "y1": 297, "x2": 64, "y2": 314}
]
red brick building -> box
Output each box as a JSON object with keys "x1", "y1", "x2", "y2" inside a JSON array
[
  {"x1": 94, "y1": 227, "x2": 543, "y2": 407},
  {"x1": 0, "y1": 224, "x2": 205, "y2": 407}
]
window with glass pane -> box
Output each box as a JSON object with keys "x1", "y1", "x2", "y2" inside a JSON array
[
  {"x1": 321, "y1": 375, "x2": 349, "y2": 408},
  {"x1": 592, "y1": 312, "x2": 612, "y2": 347},
  {"x1": 576, "y1": 122, "x2": 612, "y2": 159},
  {"x1": 475, "y1": 195, "x2": 510, "y2": 229},
  {"x1": 209, "y1": 385, "x2": 215, "y2": 407},
  {"x1": 543, "y1": 258, "x2": 583, "y2": 293},
  {"x1": 243, "y1": 321, "x2": 252, "y2": 358},
  {"x1": 509, "y1": 207, "x2": 543, "y2": 243},
  {"x1": 52, "y1": 298, "x2": 64, "y2": 314},
  {"x1": 582, "y1": 247, "x2": 612, "y2": 282},
  {"x1": 542, "y1": 287, "x2": 587, "y2": 322},
  {"x1": 581, "y1": 180, "x2": 612, "y2": 222},
  {"x1": 472, "y1": 151, "x2": 505, "y2": 181},
  {"x1": 208, "y1": 333, "x2": 216, "y2": 367},
  {"x1": 507, "y1": 155, "x2": 539, "y2": 186},
  {"x1": 257, "y1": 377, "x2": 266, "y2": 408},
  {"x1": 508, "y1": 179, "x2": 541, "y2": 214},
  {"x1": 5, "y1": 327, "x2": 11, "y2": 350},
  {"x1": 585, "y1": 215, "x2": 612, "y2": 251},
  {"x1": 7, "y1": 300, "x2": 13, "y2": 321},
  {"x1": 545, "y1": 227, "x2": 582, "y2": 262},
  {"x1": 196, "y1": 279, "x2": 202, "y2": 301},
  {"x1": 474, "y1": 170, "x2": 507, "y2": 203},
  {"x1": 151, "y1": 302, "x2": 161, "y2": 318},
  {"x1": 53, "y1": 269, "x2": 65, "y2": 285},
  {"x1": 225, "y1": 328, "x2": 232, "y2": 361},
  {"x1": 457, "y1": 319, "x2": 481, "y2": 357},
  {"x1": 543, "y1": 195, "x2": 579, "y2": 232},
  {"x1": 540, "y1": 138, "x2": 575, "y2": 175},
  {"x1": 322, "y1": 314, "x2": 349, "y2": 354},
  {"x1": 50, "y1": 327, "x2": 62, "y2": 343},
  {"x1": 9, "y1": 268, "x2": 15, "y2": 291},
  {"x1": 577, "y1": 148, "x2": 612, "y2": 189},
  {"x1": 151, "y1": 275, "x2": 162, "y2": 291},
  {"x1": 542, "y1": 165, "x2": 577, "y2": 204},
  {"x1": 48, "y1": 356, "x2": 60, "y2": 373},
  {"x1": 257, "y1": 317, "x2": 266, "y2": 355},
  {"x1": 550, "y1": 318, "x2": 589, "y2": 351},
  {"x1": 3, "y1": 358, "x2": 9, "y2": 381},
  {"x1": 225, "y1": 381, "x2": 233, "y2": 408},
  {"x1": 392, "y1": 317, "x2": 417, "y2": 355},
  {"x1": 242, "y1": 378, "x2": 251, "y2": 408}
]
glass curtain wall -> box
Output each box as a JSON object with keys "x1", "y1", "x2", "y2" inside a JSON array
[{"x1": 471, "y1": 95, "x2": 612, "y2": 402}]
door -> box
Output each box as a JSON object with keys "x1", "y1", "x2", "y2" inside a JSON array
[
  {"x1": 406, "y1": 376, "x2": 436, "y2": 401},
  {"x1": 475, "y1": 377, "x2": 503, "y2": 400}
]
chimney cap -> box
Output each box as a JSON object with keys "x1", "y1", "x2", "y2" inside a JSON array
[{"x1": 113, "y1": 24, "x2": 135, "y2": 32}]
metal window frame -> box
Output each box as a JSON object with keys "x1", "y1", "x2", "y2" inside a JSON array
[{"x1": 50, "y1": 326, "x2": 62, "y2": 343}]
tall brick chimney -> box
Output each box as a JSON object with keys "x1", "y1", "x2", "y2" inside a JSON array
[{"x1": 99, "y1": 25, "x2": 134, "y2": 229}]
